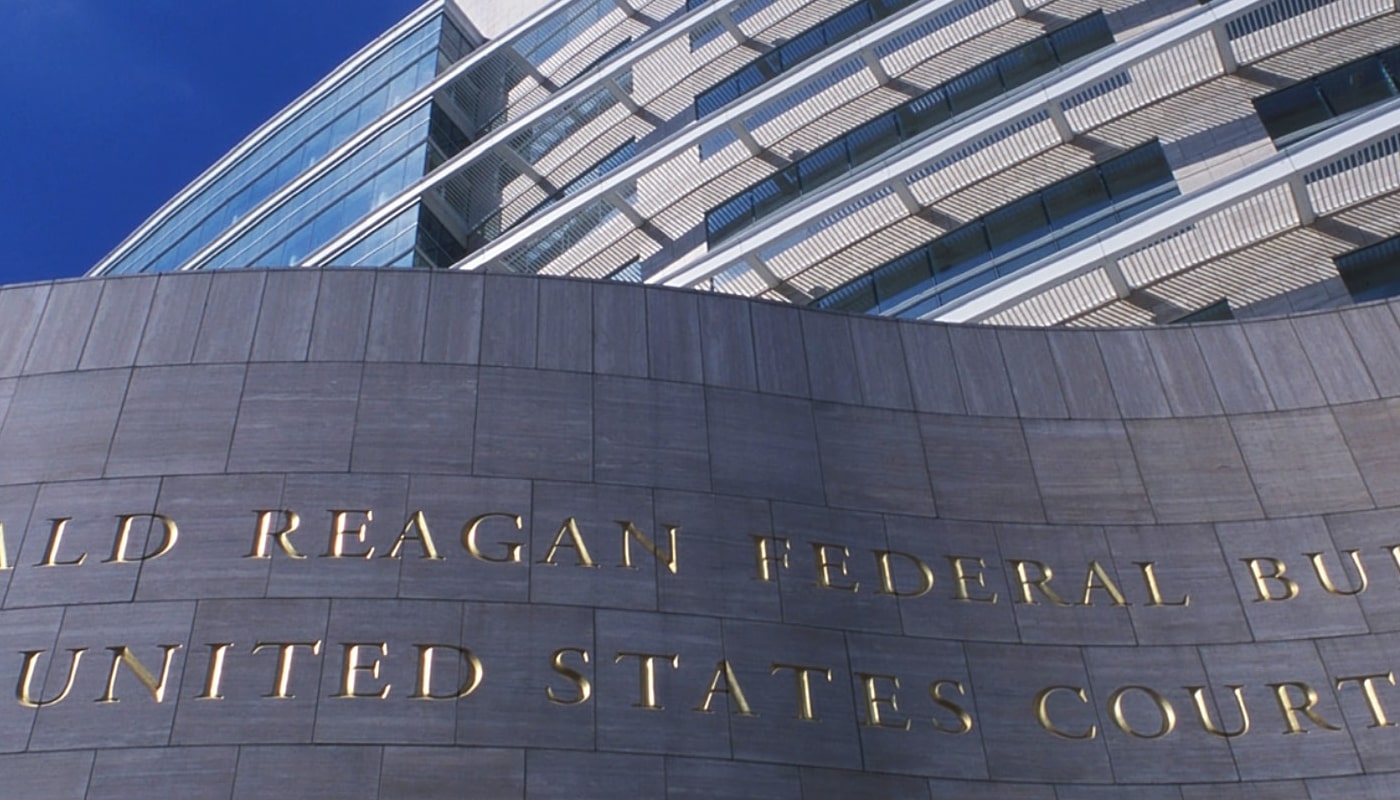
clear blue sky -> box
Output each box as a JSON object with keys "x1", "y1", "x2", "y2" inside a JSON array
[{"x1": 0, "y1": 0, "x2": 424, "y2": 285}]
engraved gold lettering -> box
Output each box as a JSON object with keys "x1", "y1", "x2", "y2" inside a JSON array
[
  {"x1": 248, "y1": 510, "x2": 304, "y2": 559},
  {"x1": 251, "y1": 640, "x2": 322, "y2": 699},
  {"x1": 1241, "y1": 557, "x2": 1299, "y2": 602},
  {"x1": 1011, "y1": 560, "x2": 1069, "y2": 606},
  {"x1": 1185, "y1": 685, "x2": 1250, "y2": 738},
  {"x1": 411, "y1": 644, "x2": 483, "y2": 700},
  {"x1": 98, "y1": 645, "x2": 183, "y2": 703},
  {"x1": 1136, "y1": 562, "x2": 1189, "y2": 607},
  {"x1": 1033, "y1": 685, "x2": 1097, "y2": 740},
  {"x1": 618, "y1": 520, "x2": 678, "y2": 574},
  {"x1": 929, "y1": 679, "x2": 974, "y2": 734},
  {"x1": 1335, "y1": 672, "x2": 1397, "y2": 728},
  {"x1": 38, "y1": 518, "x2": 85, "y2": 567},
  {"x1": 16, "y1": 649, "x2": 85, "y2": 708},
  {"x1": 539, "y1": 518, "x2": 596, "y2": 567},
  {"x1": 874, "y1": 550, "x2": 934, "y2": 598},
  {"x1": 857, "y1": 672, "x2": 910, "y2": 730},
  {"x1": 197, "y1": 643, "x2": 234, "y2": 700},
  {"x1": 770, "y1": 662, "x2": 833, "y2": 721},
  {"x1": 1108, "y1": 685, "x2": 1175, "y2": 739},
  {"x1": 386, "y1": 511, "x2": 441, "y2": 560},
  {"x1": 695, "y1": 659, "x2": 754, "y2": 716},
  {"x1": 334, "y1": 642, "x2": 391, "y2": 699},
  {"x1": 1268, "y1": 681, "x2": 1341, "y2": 734},
  {"x1": 812, "y1": 543, "x2": 858, "y2": 592},
  {"x1": 947, "y1": 556, "x2": 997, "y2": 603},
  {"x1": 104, "y1": 513, "x2": 179, "y2": 564},
  {"x1": 326, "y1": 510, "x2": 375, "y2": 559},
  {"x1": 1306, "y1": 550, "x2": 1369, "y2": 596},
  {"x1": 751, "y1": 535, "x2": 790, "y2": 582},
  {"x1": 463, "y1": 513, "x2": 524, "y2": 563},
  {"x1": 1081, "y1": 561, "x2": 1129, "y2": 606},
  {"x1": 547, "y1": 648, "x2": 592, "y2": 705},
  {"x1": 615, "y1": 651, "x2": 678, "y2": 710}
]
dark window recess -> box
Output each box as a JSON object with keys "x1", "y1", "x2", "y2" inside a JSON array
[
  {"x1": 414, "y1": 205, "x2": 468, "y2": 268},
  {"x1": 1253, "y1": 43, "x2": 1400, "y2": 144},
  {"x1": 814, "y1": 140, "x2": 1177, "y2": 316},
  {"x1": 1335, "y1": 234, "x2": 1400, "y2": 302},
  {"x1": 1169, "y1": 299, "x2": 1234, "y2": 324},
  {"x1": 703, "y1": 11, "x2": 1114, "y2": 246},
  {"x1": 426, "y1": 103, "x2": 472, "y2": 172}
]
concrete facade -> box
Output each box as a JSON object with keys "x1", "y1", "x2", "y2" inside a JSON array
[{"x1": 2, "y1": 268, "x2": 1400, "y2": 796}]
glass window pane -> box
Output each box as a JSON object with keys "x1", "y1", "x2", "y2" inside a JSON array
[
  {"x1": 1254, "y1": 83, "x2": 1332, "y2": 140},
  {"x1": 1317, "y1": 58, "x2": 1393, "y2": 116},
  {"x1": 945, "y1": 63, "x2": 1002, "y2": 114},
  {"x1": 1100, "y1": 141, "x2": 1173, "y2": 202},
  {"x1": 797, "y1": 140, "x2": 850, "y2": 189},
  {"x1": 847, "y1": 114, "x2": 901, "y2": 165},
  {"x1": 873, "y1": 250, "x2": 933, "y2": 308},
  {"x1": 1048, "y1": 12, "x2": 1113, "y2": 63},
  {"x1": 997, "y1": 39, "x2": 1057, "y2": 91},
  {"x1": 984, "y1": 196, "x2": 1049, "y2": 253},
  {"x1": 1042, "y1": 170, "x2": 1110, "y2": 226},
  {"x1": 931, "y1": 225, "x2": 991, "y2": 281}
]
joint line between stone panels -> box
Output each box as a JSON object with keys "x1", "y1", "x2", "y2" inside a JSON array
[
  {"x1": 306, "y1": 598, "x2": 336, "y2": 744},
  {"x1": 345, "y1": 359, "x2": 371, "y2": 477},
  {"x1": 843, "y1": 629, "x2": 874, "y2": 775},
  {"x1": 415, "y1": 273, "x2": 433, "y2": 365},
  {"x1": 134, "y1": 476, "x2": 173, "y2": 611},
  {"x1": 1116, "y1": 412, "x2": 1164, "y2": 543},
  {"x1": 1338, "y1": 309, "x2": 1392, "y2": 403},
  {"x1": 1220, "y1": 329, "x2": 1310, "y2": 518},
  {"x1": 23, "y1": 604, "x2": 70, "y2": 752},
  {"x1": 1009, "y1": 413, "x2": 1052, "y2": 526},
  {"x1": 14, "y1": 285, "x2": 54, "y2": 378},
  {"x1": 0, "y1": 486, "x2": 40, "y2": 611},
  {"x1": 1079, "y1": 639, "x2": 1131, "y2": 786},
  {"x1": 1315, "y1": 635, "x2": 1368, "y2": 775},
  {"x1": 1210, "y1": 510, "x2": 1268, "y2": 646},
  {"x1": 80, "y1": 747, "x2": 97, "y2": 800},
  {"x1": 373, "y1": 743, "x2": 389, "y2": 799},
  {"x1": 67, "y1": 283, "x2": 105, "y2": 375},
  {"x1": 225, "y1": 745, "x2": 244, "y2": 800},
  {"x1": 1328, "y1": 403, "x2": 1382, "y2": 512},
  {"x1": 1187, "y1": 646, "x2": 1247, "y2": 784},
  {"x1": 1303, "y1": 321, "x2": 1384, "y2": 508},
  {"x1": 162, "y1": 598, "x2": 201, "y2": 749},
  {"x1": 259, "y1": 473, "x2": 292, "y2": 601},
  {"x1": 97, "y1": 367, "x2": 139, "y2": 491}
]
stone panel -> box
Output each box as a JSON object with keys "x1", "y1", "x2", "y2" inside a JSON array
[
  {"x1": 1022, "y1": 419, "x2": 1153, "y2": 525},
  {"x1": 365, "y1": 270, "x2": 429, "y2": 362},
  {"x1": 107, "y1": 364, "x2": 246, "y2": 477},
  {"x1": 136, "y1": 273, "x2": 210, "y2": 367},
  {"x1": 474, "y1": 367, "x2": 591, "y2": 482},
  {"x1": 0, "y1": 284, "x2": 50, "y2": 377},
  {"x1": 227, "y1": 362, "x2": 361, "y2": 473},
  {"x1": 192, "y1": 271, "x2": 264, "y2": 364},
  {"x1": 350, "y1": 363, "x2": 476, "y2": 475},
  {"x1": 24, "y1": 279, "x2": 102, "y2": 374},
  {"x1": 250, "y1": 268, "x2": 319, "y2": 361},
  {"x1": 80, "y1": 276, "x2": 157, "y2": 371},
  {"x1": 0, "y1": 369, "x2": 128, "y2": 484}
]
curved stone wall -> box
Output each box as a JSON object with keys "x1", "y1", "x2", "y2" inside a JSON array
[{"x1": 0, "y1": 269, "x2": 1398, "y2": 797}]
